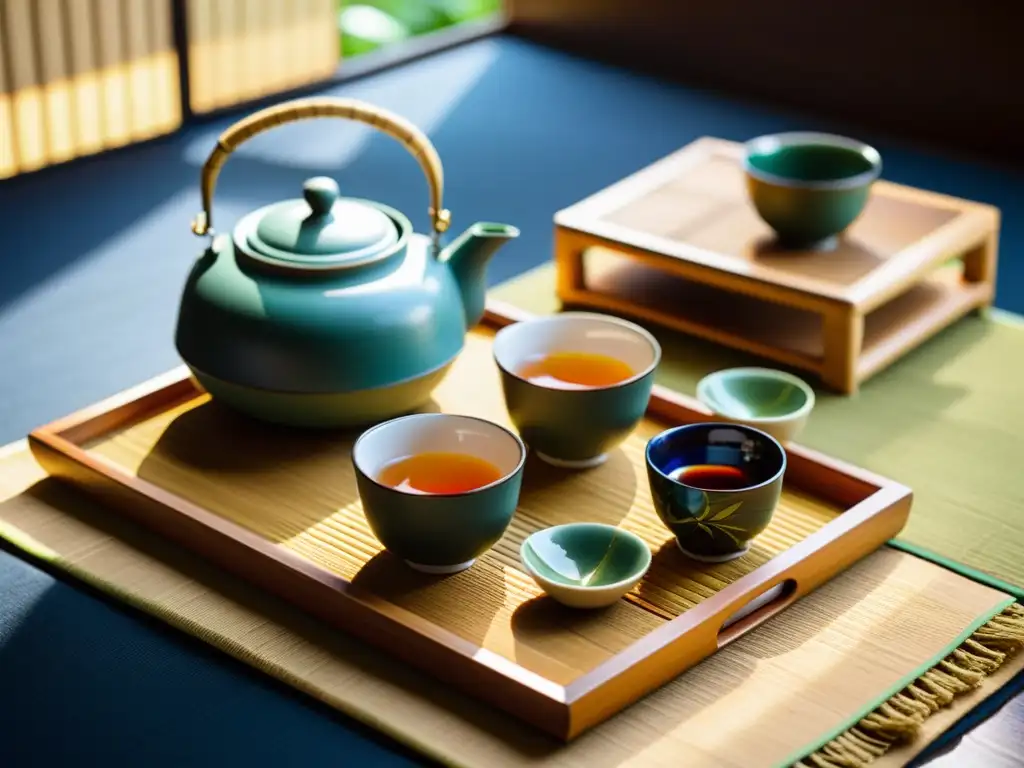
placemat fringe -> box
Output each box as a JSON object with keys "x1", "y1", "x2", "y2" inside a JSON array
[{"x1": 794, "y1": 602, "x2": 1024, "y2": 767}]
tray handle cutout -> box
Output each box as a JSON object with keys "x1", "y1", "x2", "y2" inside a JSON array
[{"x1": 717, "y1": 579, "x2": 797, "y2": 648}]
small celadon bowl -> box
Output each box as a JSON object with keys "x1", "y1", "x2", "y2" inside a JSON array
[
  {"x1": 744, "y1": 132, "x2": 882, "y2": 248},
  {"x1": 492, "y1": 312, "x2": 661, "y2": 469},
  {"x1": 520, "y1": 523, "x2": 652, "y2": 609},
  {"x1": 696, "y1": 367, "x2": 815, "y2": 444},
  {"x1": 646, "y1": 423, "x2": 786, "y2": 563},
  {"x1": 352, "y1": 413, "x2": 526, "y2": 574}
]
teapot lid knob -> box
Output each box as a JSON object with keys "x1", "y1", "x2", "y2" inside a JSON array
[{"x1": 303, "y1": 176, "x2": 340, "y2": 217}]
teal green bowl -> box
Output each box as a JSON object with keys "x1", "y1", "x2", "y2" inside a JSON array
[
  {"x1": 520, "y1": 523, "x2": 652, "y2": 609},
  {"x1": 744, "y1": 132, "x2": 882, "y2": 248},
  {"x1": 352, "y1": 413, "x2": 526, "y2": 574},
  {"x1": 696, "y1": 367, "x2": 815, "y2": 444},
  {"x1": 493, "y1": 312, "x2": 661, "y2": 469}
]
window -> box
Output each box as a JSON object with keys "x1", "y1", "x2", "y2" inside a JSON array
[{"x1": 338, "y1": 0, "x2": 503, "y2": 58}]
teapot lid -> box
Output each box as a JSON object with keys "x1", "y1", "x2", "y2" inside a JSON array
[{"x1": 244, "y1": 176, "x2": 401, "y2": 269}]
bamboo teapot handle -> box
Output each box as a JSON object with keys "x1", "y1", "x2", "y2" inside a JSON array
[{"x1": 190, "y1": 97, "x2": 451, "y2": 238}]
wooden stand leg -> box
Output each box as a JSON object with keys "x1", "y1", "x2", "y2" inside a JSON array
[
  {"x1": 821, "y1": 306, "x2": 864, "y2": 395},
  {"x1": 554, "y1": 227, "x2": 590, "y2": 301},
  {"x1": 963, "y1": 232, "x2": 999, "y2": 313}
]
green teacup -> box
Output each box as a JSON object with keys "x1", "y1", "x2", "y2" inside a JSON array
[
  {"x1": 696, "y1": 367, "x2": 815, "y2": 444},
  {"x1": 520, "y1": 523, "x2": 652, "y2": 609},
  {"x1": 493, "y1": 312, "x2": 661, "y2": 469},
  {"x1": 744, "y1": 132, "x2": 882, "y2": 248},
  {"x1": 352, "y1": 413, "x2": 526, "y2": 573}
]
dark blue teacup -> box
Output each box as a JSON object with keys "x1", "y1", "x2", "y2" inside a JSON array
[{"x1": 645, "y1": 423, "x2": 786, "y2": 562}]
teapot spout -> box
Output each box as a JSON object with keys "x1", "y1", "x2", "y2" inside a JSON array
[{"x1": 442, "y1": 222, "x2": 520, "y2": 328}]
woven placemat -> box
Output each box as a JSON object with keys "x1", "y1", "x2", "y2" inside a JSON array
[{"x1": 0, "y1": 436, "x2": 1020, "y2": 768}]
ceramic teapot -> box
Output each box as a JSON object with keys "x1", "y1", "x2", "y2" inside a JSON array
[{"x1": 175, "y1": 97, "x2": 519, "y2": 428}]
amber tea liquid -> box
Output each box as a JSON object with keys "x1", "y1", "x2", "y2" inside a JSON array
[
  {"x1": 377, "y1": 452, "x2": 503, "y2": 495},
  {"x1": 516, "y1": 351, "x2": 634, "y2": 390},
  {"x1": 669, "y1": 464, "x2": 752, "y2": 491}
]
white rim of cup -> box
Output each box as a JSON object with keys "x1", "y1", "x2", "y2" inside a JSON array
[
  {"x1": 645, "y1": 422, "x2": 788, "y2": 493},
  {"x1": 743, "y1": 131, "x2": 882, "y2": 191},
  {"x1": 351, "y1": 412, "x2": 527, "y2": 497},
  {"x1": 492, "y1": 311, "x2": 663, "y2": 390}
]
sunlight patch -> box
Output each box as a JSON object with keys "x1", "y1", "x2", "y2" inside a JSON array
[{"x1": 181, "y1": 41, "x2": 499, "y2": 171}]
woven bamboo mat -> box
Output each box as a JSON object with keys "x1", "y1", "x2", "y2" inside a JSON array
[{"x1": 0, "y1": 435, "x2": 1019, "y2": 766}]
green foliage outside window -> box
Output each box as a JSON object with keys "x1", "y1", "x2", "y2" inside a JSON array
[{"x1": 339, "y1": 0, "x2": 502, "y2": 58}]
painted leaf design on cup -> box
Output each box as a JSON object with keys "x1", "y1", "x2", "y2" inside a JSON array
[
  {"x1": 708, "y1": 502, "x2": 743, "y2": 522},
  {"x1": 670, "y1": 491, "x2": 746, "y2": 546}
]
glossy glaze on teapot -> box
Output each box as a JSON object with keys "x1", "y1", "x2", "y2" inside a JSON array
[{"x1": 173, "y1": 97, "x2": 518, "y2": 427}]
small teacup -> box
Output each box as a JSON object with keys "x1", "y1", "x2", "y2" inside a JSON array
[
  {"x1": 696, "y1": 367, "x2": 815, "y2": 444},
  {"x1": 520, "y1": 523, "x2": 651, "y2": 609},
  {"x1": 352, "y1": 413, "x2": 526, "y2": 574},
  {"x1": 493, "y1": 312, "x2": 661, "y2": 469},
  {"x1": 645, "y1": 423, "x2": 786, "y2": 562}
]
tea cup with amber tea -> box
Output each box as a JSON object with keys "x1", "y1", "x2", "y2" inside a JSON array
[
  {"x1": 352, "y1": 413, "x2": 526, "y2": 573},
  {"x1": 492, "y1": 312, "x2": 661, "y2": 469},
  {"x1": 646, "y1": 423, "x2": 786, "y2": 562}
]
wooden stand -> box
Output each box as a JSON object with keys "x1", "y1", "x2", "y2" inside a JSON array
[{"x1": 554, "y1": 138, "x2": 1000, "y2": 394}]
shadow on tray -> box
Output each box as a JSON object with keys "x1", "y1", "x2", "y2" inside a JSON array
[
  {"x1": 145, "y1": 397, "x2": 442, "y2": 474},
  {"x1": 132, "y1": 394, "x2": 640, "y2": 543},
  {"x1": 124, "y1": 394, "x2": 640, "y2": 653}
]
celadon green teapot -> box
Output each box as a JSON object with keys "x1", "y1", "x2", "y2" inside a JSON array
[{"x1": 175, "y1": 97, "x2": 519, "y2": 428}]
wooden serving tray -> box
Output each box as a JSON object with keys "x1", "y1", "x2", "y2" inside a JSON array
[
  {"x1": 27, "y1": 302, "x2": 913, "y2": 741},
  {"x1": 554, "y1": 137, "x2": 1000, "y2": 394}
]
